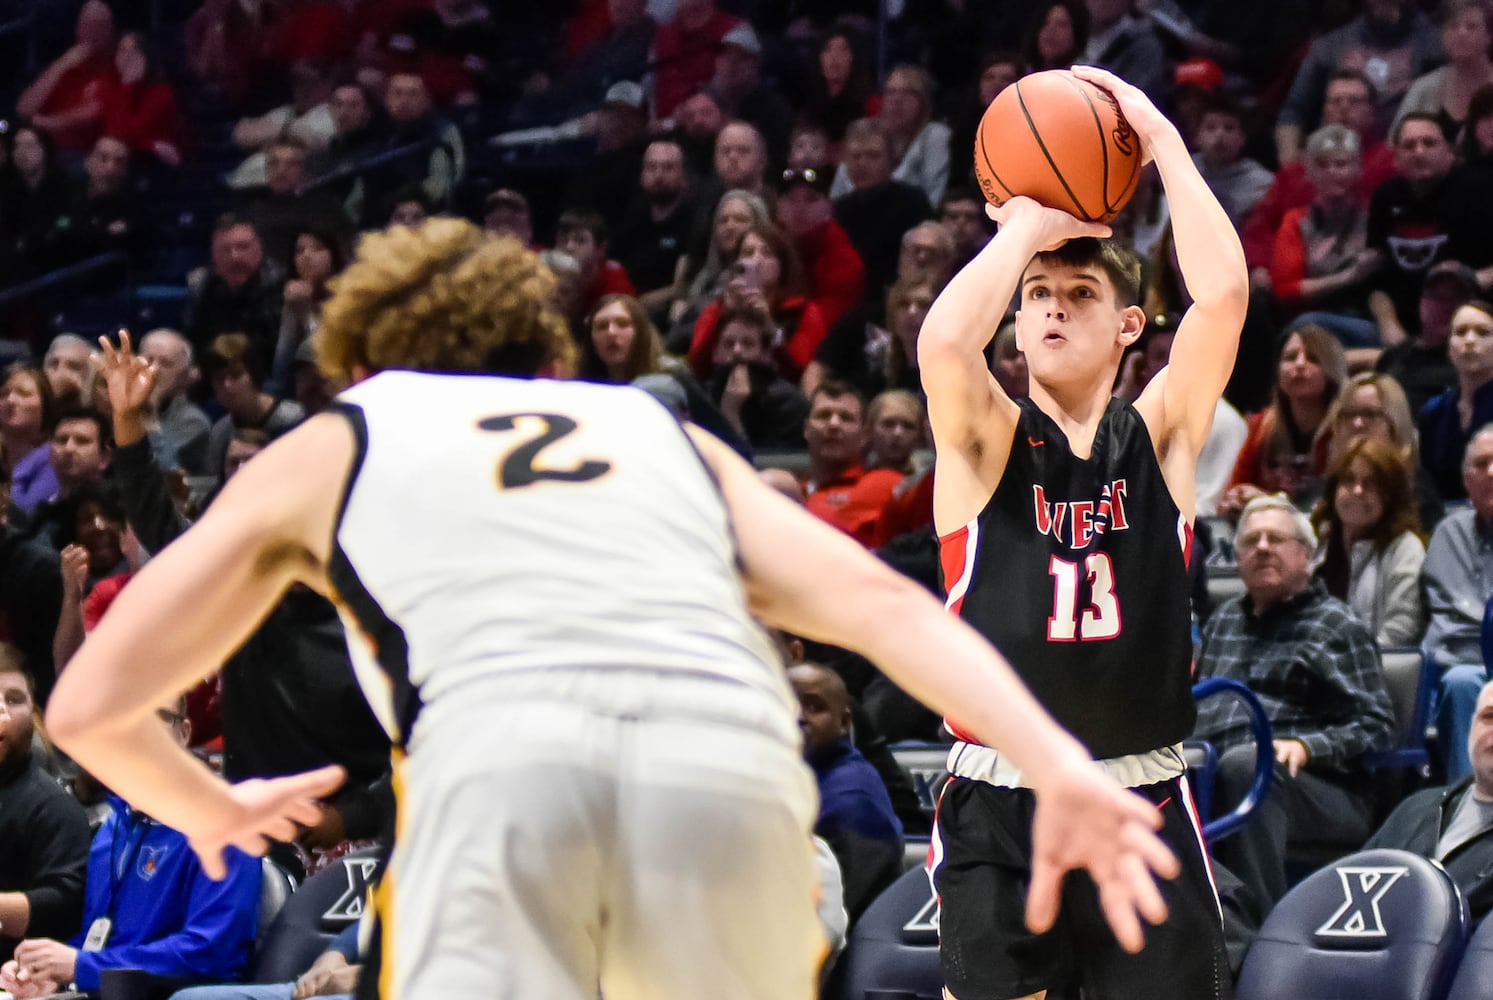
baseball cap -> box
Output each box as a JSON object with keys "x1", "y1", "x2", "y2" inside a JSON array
[
  {"x1": 1423, "y1": 260, "x2": 1480, "y2": 297},
  {"x1": 721, "y1": 23, "x2": 762, "y2": 57},
  {"x1": 603, "y1": 81, "x2": 647, "y2": 112},
  {"x1": 777, "y1": 165, "x2": 833, "y2": 197},
  {"x1": 1174, "y1": 58, "x2": 1224, "y2": 93}
]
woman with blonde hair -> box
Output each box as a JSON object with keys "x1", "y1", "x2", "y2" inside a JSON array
[
  {"x1": 1221, "y1": 325, "x2": 1347, "y2": 514},
  {"x1": 668, "y1": 190, "x2": 773, "y2": 351},
  {"x1": 1311, "y1": 436, "x2": 1426, "y2": 647},
  {"x1": 831, "y1": 64, "x2": 950, "y2": 206},
  {"x1": 1324, "y1": 371, "x2": 1444, "y2": 528}
]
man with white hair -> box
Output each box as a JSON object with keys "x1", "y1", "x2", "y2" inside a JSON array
[
  {"x1": 137, "y1": 329, "x2": 210, "y2": 475},
  {"x1": 1194, "y1": 494, "x2": 1395, "y2": 906},
  {"x1": 42, "y1": 335, "x2": 96, "y2": 405}
]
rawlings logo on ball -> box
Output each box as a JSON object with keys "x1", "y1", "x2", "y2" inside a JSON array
[{"x1": 1098, "y1": 89, "x2": 1136, "y2": 157}]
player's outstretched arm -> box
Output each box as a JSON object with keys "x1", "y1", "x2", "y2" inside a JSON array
[
  {"x1": 693, "y1": 427, "x2": 1177, "y2": 950},
  {"x1": 917, "y1": 198, "x2": 1108, "y2": 456},
  {"x1": 46, "y1": 414, "x2": 354, "y2": 877},
  {"x1": 1072, "y1": 66, "x2": 1247, "y2": 457}
]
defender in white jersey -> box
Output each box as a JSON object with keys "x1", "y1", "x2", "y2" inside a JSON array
[{"x1": 48, "y1": 220, "x2": 1178, "y2": 1000}]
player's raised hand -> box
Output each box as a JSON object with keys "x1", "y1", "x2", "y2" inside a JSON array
[
  {"x1": 1068, "y1": 66, "x2": 1177, "y2": 163},
  {"x1": 987, "y1": 195, "x2": 1112, "y2": 252},
  {"x1": 183, "y1": 765, "x2": 346, "y2": 879},
  {"x1": 1026, "y1": 758, "x2": 1178, "y2": 953}
]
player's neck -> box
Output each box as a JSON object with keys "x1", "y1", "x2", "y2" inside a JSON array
[{"x1": 1027, "y1": 377, "x2": 1115, "y2": 459}]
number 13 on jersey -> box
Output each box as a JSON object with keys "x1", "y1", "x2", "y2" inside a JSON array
[{"x1": 1047, "y1": 553, "x2": 1121, "y2": 641}]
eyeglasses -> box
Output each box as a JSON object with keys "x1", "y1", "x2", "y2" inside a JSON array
[
  {"x1": 781, "y1": 168, "x2": 825, "y2": 188},
  {"x1": 1238, "y1": 529, "x2": 1307, "y2": 550},
  {"x1": 1338, "y1": 407, "x2": 1389, "y2": 423}
]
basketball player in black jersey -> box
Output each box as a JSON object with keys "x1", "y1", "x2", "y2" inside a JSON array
[{"x1": 920, "y1": 67, "x2": 1248, "y2": 1000}]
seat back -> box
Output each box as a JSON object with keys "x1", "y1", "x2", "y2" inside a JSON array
[
  {"x1": 250, "y1": 847, "x2": 383, "y2": 983},
  {"x1": 837, "y1": 866, "x2": 942, "y2": 1000},
  {"x1": 1367, "y1": 650, "x2": 1433, "y2": 776},
  {"x1": 887, "y1": 742, "x2": 950, "y2": 818},
  {"x1": 1446, "y1": 913, "x2": 1493, "y2": 1000},
  {"x1": 257, "y1": 858, "x2": 297, "y2": 943},
  {"x1": 1237, "y1": 849, "x2": 1470, "y2": 1000}
]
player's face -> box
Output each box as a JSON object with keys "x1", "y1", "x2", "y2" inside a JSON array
[
  {"x1": 0, "y1": 671, "x2": 35, "y2": 767},
  {"x1": 1449, "y1": 305, "x2": 1493, "y2": 383},
  {"x1": 804, "y1": 392, "x2": 865, "y2": 466},
  {"x1": 1333, "y1": 457, "x2": 1385, "y2": 537},
  {"x1": 1016, "y1": 263, "x2": 1129, "y2": 383},
  {"x1": 1468, "y1": 684, "x2": 1493, "y2": 795},
  {"x1": 1237, "y1": 508, "x2": 1313, "y2": 603}
]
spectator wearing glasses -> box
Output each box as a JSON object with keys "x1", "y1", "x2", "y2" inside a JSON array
[
  {"x1": 1195, "y1": 495, "x2": 1395, "y2": 907},
  {"x1": 1326, "y1": 371, "x2": 1443, "y2": 530}
]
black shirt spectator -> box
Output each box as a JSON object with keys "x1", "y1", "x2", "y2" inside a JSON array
[
  {"x1": 0, "y1": 659, "x2": 90, "y2": 964},
  {"x1": 237, "y1": 138, "x2": 352, "y2": 274},
  {"x1": 833, "y1": 119, "x2": 934, "y2": 297},
  {"x1": 184, "y1": 216, "x2": 285, "y2": 371},
  {"x1": 49, "y1": 136, "x2": 144, "y2": 269},
  {"x1": 0, "y1": 531, "x2": 62, "y2": 704},
  {"x1": 611, "y1": 140, "x2": 695, "y2": 304}
]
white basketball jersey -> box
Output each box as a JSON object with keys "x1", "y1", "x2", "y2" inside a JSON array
[{"x1": 329, "y1": 371, "x2": 789, "y2": 746}]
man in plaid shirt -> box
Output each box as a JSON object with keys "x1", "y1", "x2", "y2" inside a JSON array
[{"x1": 1196, "y1": 495, "x2": 1395, "y2": 906}]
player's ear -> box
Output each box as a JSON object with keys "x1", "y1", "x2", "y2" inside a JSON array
[{"x1": 1117, "y1": 305, "x2": 1145, "y2": 346}]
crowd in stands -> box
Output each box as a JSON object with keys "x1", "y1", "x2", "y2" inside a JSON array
[{"x1": 4, "y1": 0, "x2": 1493, "y2": 993}]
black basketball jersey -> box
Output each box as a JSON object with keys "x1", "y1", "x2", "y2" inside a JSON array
[{"x1": 940, "y1": 397, "x2": 1196, "y2": 760}]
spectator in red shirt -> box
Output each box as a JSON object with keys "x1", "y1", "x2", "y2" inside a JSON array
[
  {"x1": 688, "y1": 222, "x2": 828, "y2": 383},
  {"x1": 1244, "y1": 70, "x2": 1397, "y2": 289},
  {"x1": 556, "y1": 209, "x2": 636, "y2": 318},
  {"x1": 774, "y1": 164, "x2": 866, "y2": 333},
  {"x1": 260, "y1": 0, "x2": 355, "y2": 72},
  {"x1": 800, "y1": 380, "x2": 902, "y2": 546},
  {"x1": 15, "y1": 0, "x2": 118, "y2": 154},
  {"x1": 101, "y1": 32, "x2": 186, "y2": 167},
  {"x1": 651, "y1": 0, "x2": 739, "y2": 119}
]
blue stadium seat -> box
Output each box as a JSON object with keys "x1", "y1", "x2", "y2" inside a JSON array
[
  {"x1": 1446, "y1": 914, "x2": 1493, "y2": 1000},
  {"x1": 1236, "y1": 848, "x2": 1470, "y2": 1000},
  {"x1": 887, "y1": 741, "x2": 950, "y2": 818},
  {"x1": 836, "y1": 865, "x2": 942, "y2": 1000},
  {"x1": 251, "y1": 847, "x2": 383, "y2": 984}
]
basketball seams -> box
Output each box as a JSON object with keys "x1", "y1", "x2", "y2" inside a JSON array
[
  {"x1": 1014, "y1": 78, "x2": 1092, "y2": 221},
  {"x1": 975, "y1": 135, "x2": 1015, "y2": 203},
  {"x1": 1063, "y1": 75, "x2": 1113, "y2": 218}
]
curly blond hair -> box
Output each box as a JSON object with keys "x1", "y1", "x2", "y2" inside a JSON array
[{"x1": 315, "y1": 218, "x2": 577, "y2": 384}]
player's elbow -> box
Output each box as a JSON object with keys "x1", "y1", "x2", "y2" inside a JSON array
[{"x1": 1194, "y1": 276, "x2": 1249, "y2": 325}]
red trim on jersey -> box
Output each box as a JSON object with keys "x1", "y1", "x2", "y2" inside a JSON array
[
  {"x1": 1180, "y1": 516, "x2": 1194, "y2": 569},
  {"x1": 938, "y1": 521, "x2": 983, "y2": 744}
]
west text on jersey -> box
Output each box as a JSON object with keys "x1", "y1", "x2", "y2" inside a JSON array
[{"x1": 1031, "y1": 480, "x2": 1130, "y2": 549}]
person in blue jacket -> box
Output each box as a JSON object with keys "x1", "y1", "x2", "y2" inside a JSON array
[{"x1": 0, "y1": 699, "x2": 260, "y2": 998}]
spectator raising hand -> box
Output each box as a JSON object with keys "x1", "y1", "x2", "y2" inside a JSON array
[{"x1": 97, "y1": 331, "x2": 158, "y2": 448}]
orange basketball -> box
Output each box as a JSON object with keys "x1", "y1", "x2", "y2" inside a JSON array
[{"x1": 974, "y1": 70, "x2": 1142, "y2": 224}]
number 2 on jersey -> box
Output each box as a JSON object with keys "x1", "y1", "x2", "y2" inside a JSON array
[
  {"x1": 478, "y1": 413, "x2": 612, "y2": 489},
  {"x1": 1047, "y1": 553, "x2": 1121, "y2": 641}
]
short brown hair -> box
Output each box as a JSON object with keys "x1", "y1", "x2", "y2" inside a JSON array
[
  {"x1": 1028, "y1": 238, "x2": 1143, "y2": 308},
  {"x1": 316, "y1": 219, "x2": 576, "y2": 382},
  {"x1": 203, "y1": 333, "x2": 262, "y2": 387}
]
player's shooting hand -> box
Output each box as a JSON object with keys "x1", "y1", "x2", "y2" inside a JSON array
[
  {"x1": 987, "y1": 196, "x2": 1111, "y2": 252},
  {"x1": 184, "y1": 765, "x2": 346, "y2": 879},
  {"x1": 1027, "y1": 758, "x2": 1178, "y2": 954},
  {"x1": 1068, "y1": 66, "x2": 1177, "y2": 163}
]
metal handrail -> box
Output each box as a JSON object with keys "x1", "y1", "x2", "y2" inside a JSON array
[{"x1": 1193, "y1": 676, "x2": 1275, "y2": 842}]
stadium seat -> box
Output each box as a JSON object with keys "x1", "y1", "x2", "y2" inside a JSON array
[
  {"x1": 257, "y1": 857, "x2": 297, "y2": 943},
  {"x1": 837, "y1": 866, "x2": 942, "y2": 1000},
  {"x1": 251, "y1": 847, "x2": 383, "y2": 984},
  {"x1": 887, "y1": 741, "x2": 950, "y2": 818},
  {"x1": 1446, "y1": 913, "x2": 1493, "y2": 1000},
  {"x1": 1188, "y1": 677, "x2": 1274, "y2": 843},
  {"x1": 1236, "y1": 848, "x2": 1470, "y2": 1000},
  {"x1": 1364, "y1": 647, "x2": 1434, "y2": 776}
]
